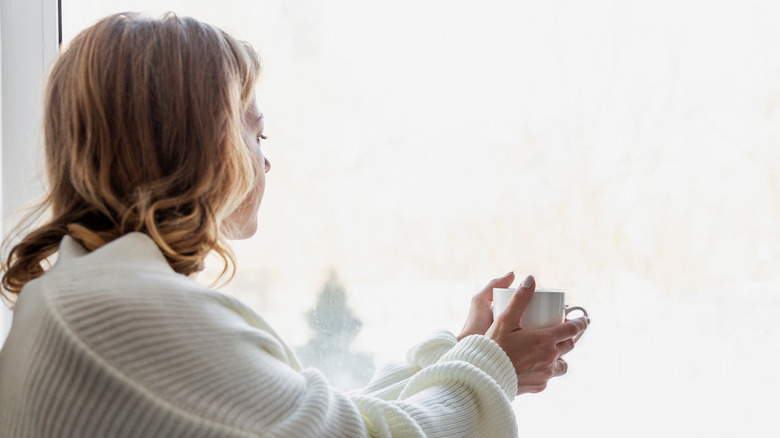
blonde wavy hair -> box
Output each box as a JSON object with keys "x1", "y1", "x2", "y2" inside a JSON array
[{"x1": 1, "y1": 12, "x2": 262, "y2": 300}]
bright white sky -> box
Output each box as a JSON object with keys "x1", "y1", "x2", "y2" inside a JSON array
[{"x1": 61, "y1": 1, "x2": 780, "y2": 436}]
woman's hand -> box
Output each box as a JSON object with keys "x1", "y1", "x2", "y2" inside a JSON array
[
  {"x1": 457, "y1": 271, "x2": 515, "y2": 341},
  {"x1": 485, "y1": 275, "x2": 589, "y2": 395}
]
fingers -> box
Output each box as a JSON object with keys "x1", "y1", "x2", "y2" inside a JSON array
[
  {"x1": 556, "y1": 338, "x2": 575, "y2": 356},
  {"x1": 500, "y1": 275, "x2": 535, "y2": 326},
  {"x1": 492, "y1": 271, "x2": 515, "y2": 289},
  {"x1": 478, "y1": 271, "x2": 515, "y2": 299},
  {"x1": 517, "y1": 359, "x2": 568, "y2": 395},
  {"x1": 544, "y1": 316, "x2": 588, "y2": 341},
  {"x1": 554, "y1": 358, "x2": 568, "y2": 377}
]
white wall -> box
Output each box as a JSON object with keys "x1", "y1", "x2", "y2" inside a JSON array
[{"x1": 0, "y1": 0, "x2": 59, "y2": 344}]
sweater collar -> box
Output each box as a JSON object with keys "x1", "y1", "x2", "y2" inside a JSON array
[{"x1": 53, "y1": 232, "x2": 174, "y2": 272}]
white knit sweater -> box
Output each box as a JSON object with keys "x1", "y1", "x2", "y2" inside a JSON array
[{"x1": 0, "y1": 233, "x2": 518, "y2": 437}]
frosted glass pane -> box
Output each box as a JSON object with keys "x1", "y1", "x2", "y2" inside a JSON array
[{"x1": 57, "y1": 1, "x2": 780, "y2": 435}]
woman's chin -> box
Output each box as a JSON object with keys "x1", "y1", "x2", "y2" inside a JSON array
[{"x1": 225, "y1": 219, "x2": 258, "y2": 240}]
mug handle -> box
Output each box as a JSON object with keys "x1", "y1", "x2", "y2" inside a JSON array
[{"x1": 565, "y1": 306, "x2": 588, "y2": 342}]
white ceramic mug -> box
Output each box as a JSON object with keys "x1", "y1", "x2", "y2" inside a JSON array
[{"x1": 493, "y1": 287, "x2": 588, "y2": 334}]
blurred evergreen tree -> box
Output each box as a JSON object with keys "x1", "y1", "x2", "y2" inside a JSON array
[{"x1": 296, "y1": 271, "x2": 375, "y2": 390}]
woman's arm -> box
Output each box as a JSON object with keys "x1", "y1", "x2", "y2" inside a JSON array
[
  {"x1": 22, "y1": 267, "x2": 517, "y2": 437},
  {"x1": 14, "y1": 265, "x2": 582, "y2": 437},
  {"x1": 215, "y1": 291, "x2": 518, "y2": 437}
]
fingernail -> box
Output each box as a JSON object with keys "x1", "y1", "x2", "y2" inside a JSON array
[
  {"x1": 522, "y1": 275, "x2": 534, "y2": 289},
  {"x1": 505, "y1": 271, "x2": 514, "y2": 276}
]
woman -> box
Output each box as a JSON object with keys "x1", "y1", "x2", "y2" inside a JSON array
[{"x1": 0, "y1": 13, "x2": 588, "y2": 437}]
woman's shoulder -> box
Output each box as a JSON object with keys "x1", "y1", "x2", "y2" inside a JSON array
[
  {"x1": 31, "y1": 233, "x2": 202, "y2": 301},
  {"x1": 14, "y1": 232, "x2": 295, "y2": 366},
  {"x1": 20, "y1": 232, "x2": 252, "y2": 333}
]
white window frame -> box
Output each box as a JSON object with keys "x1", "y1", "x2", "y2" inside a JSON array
[{"x1": 0, "y1": 0, "x2": 60, "y2": 344}]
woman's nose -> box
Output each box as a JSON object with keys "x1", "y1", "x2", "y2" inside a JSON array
[{"x1": 264, "y1": 158, "x2": 271, "y2": 173}]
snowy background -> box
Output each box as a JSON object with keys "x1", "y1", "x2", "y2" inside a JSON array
[{"x1": 3, "y1": 0, "x2": 777, "y2": 436}]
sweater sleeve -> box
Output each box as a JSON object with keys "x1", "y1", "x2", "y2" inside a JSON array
[
  {"x1": 222, "y1": 295, "x2": 520, "y2": 437},
  {"x1": 350, "y1": 334, "x2": 518, "y2": 437},
  {"x1": 355, "y1": 331, "x2": 517, "y2": 402},
  {"x1": 211, "y1": 293, "x2": 520, "y2": 437},
  {"x1": 24, "y1": 270, "x2": 518, "y2": 438},
  {"x1": 355, "y1": 330, "x2": 461, "y2": 401}
]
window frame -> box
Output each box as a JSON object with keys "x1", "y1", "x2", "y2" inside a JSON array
[{"x1": 0, "y1": 0, "x2": 60, "y2": 343}]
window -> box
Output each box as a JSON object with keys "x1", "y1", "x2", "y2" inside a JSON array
[
  {"x1": 4, "y1": 1, "x2": 778, "y2": 436},
  {"x1": 0, "y1": 0, "x2": 60, "y2": 342}
]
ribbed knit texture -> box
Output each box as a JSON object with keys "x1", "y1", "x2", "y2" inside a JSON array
[{"x1": 0, "y1": 233, "x2": 518, "y2": 437}]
